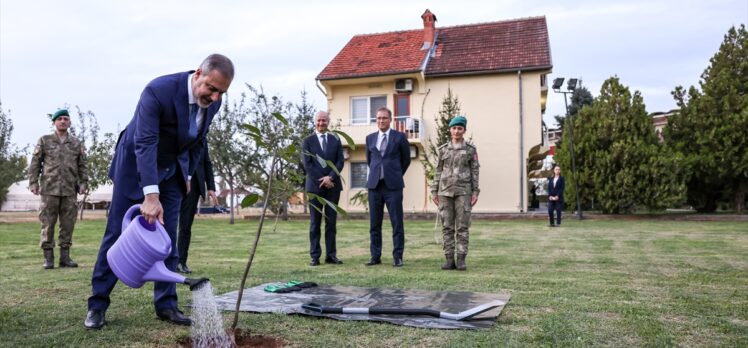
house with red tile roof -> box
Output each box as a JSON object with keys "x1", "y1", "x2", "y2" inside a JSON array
[{"x1": 316, "y1": 10, "x2": 553, "y2": 213}]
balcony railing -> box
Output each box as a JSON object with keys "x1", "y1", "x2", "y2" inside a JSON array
[{"x1": 339, "y1": 115, "x2": 423, "y2": 143}]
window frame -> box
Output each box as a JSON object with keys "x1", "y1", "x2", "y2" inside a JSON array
[
  {"x1": 350, "y1": 95, "x2": 387, "y2": 125},
  {"x1": 349, "y1": 161, "x2": 369, "y2": 188},
  {"x1": 394, "y1": 93, "x2": 410, "y2": 117}
]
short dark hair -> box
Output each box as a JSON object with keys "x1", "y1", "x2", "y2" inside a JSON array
[
  {"x1": 200, "y1": 54, "x2": 235, "y2": 80},
  {"x1": 376, "y1": 106, "x2": 392, "y2": 118}
]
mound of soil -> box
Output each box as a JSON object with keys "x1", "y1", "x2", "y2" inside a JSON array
[{"x1": 177, "y1": 329, "x2": 285, "y2": 348}]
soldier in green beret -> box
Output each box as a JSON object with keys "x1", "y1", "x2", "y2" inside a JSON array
[
  {"x1": 28, "y1": 109, "x2": 88, "y2": 269},
  {"x1": 430, "y1": 115, "x2": 480, "y2": 271}
]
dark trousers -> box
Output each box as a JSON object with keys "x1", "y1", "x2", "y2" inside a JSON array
[
  {"x1": 88, "y1": 175, "x2": 183, "y2": 312},
  {"x1": 177, "y1": 176, "x2": 201, "y2": 265},
  {"x1": 368, "y1": 180, "x2": 405, "y2": 260},
  {"x1": 308, "y1": 189, "x2": 341, "y2": 260},
  {"x1": 548, "y1": 200, "x2": 563, "y2": 226}
]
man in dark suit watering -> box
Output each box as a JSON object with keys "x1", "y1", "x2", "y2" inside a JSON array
[
  {"x1": 365, "y1": 107, "x2": 411, "y2": 267},
  {"x1": 84, "y1": 54, "x2": 234, "y2": 329},
  {"x1": 547, "y1": 165, "x2": 565, "y2": 227},
  {"x1": 301, "y1": 111, "x2": 345, "y2": 266},
  {"x1": 176, "y1": 139, "x2": 217, "y2": 274}
]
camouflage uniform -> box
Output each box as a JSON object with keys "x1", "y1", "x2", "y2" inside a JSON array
[
  {"x1": 28, "y1": 133, "x2": 88, "y2": 250},
  {"x1": 430, "y1": 141, "x2": 480, "y2": 257}
]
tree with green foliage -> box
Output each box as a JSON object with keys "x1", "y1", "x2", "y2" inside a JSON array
[
  {"x1": 423, "y1": 87, "x2": 461, "y2": 184},
  {"x1": 242, "y1": 85, "x2": 308, "y2": 220},
  {"x1": 71, "y1": 107, "x2": 116, "y2": 219},
  {"x1": 666, "y1": 25, "x2": 748, "y2": 212},
  {"x1": 288, "y1": 90, "x2": 316, "y2": 215},
  {"x1": 0, "y1": 102, "x2": 27, "y2": 205},
  {"x1": 208, "y1": 95, "x2": 258, "y2": 224},
  {"x1": 555, "y1": 77, "x2": 685, "y2": 213}
]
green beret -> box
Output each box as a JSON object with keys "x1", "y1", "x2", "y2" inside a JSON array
[
  {"x1": 50, "y1": 109, "x2": 69, "y2": 121},
  {"x1": 448, "y1": 115, "x2": 467, "y2": 128}
]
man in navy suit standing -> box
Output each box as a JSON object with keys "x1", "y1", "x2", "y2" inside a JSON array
[
  {"x1": 301, "y1": 111, "x2": 345, "y2": 266},
  {"x1": 547, "y1": 165, "x2": 565, "y2": 227},
  {"x1": 84, "y1": 54, "x2": 234, "y2": 329},
  {"x1": 365, "y1": 107, "x2": 411, "y2": 267},
  {"x1": 176, "y1": 139, "x2": 217, "y2": 274}
]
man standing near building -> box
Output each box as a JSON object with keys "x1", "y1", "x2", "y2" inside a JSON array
[
  {"x1": 176, "y1": 139, "x2": 217, "y2": 274},
  {"x1": 301, "y1": 111, "x2": 344, "y2": 266},
  {"x1": 84, "y1": 54, "x2": 234, "y2": 329},
  {"x1": 365, "y1": 107, "x2": 411, "y2": 267},
  {"x1": 28, "y1": 109, "x2": 88, "y2": 269}
]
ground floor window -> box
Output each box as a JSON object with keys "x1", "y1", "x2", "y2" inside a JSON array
[{"x1": 350, "y1": 162, "x2": 368, "y2": 188}]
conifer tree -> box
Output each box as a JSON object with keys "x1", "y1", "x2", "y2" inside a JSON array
[
  {"x1": 666, "y1": 25, "x2": 748, "y2": 212},
  {"x1": 555, "y1": 77, "x2": 684, "y2": 213},
  {"x1": 423, "y1": 87, "x2": 461, "y2": 183}
]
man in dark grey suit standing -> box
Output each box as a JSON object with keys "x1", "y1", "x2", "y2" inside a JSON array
[
  {"x1": 365, "y1": 107, "x2": 411, "y2": 267},
  {"x1": 301, "y1": 111, "x2": 345, "y2": 266}
]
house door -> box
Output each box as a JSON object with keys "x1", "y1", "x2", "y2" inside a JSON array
[{"x1": 394, "y1": 94, "x2": 410, "y2": 133}]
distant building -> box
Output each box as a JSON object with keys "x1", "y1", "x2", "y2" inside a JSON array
[
  {"x1": 1, "y1": 180, "x2": 112, "y2": 211},
  {"x1": 651, "y1": 109, "x2": 677, "y2": 142}
]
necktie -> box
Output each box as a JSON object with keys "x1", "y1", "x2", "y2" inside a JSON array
[
  {"x1": 379, "y1": 133, "x2": 388, "y2": 155},
  {"x1": 321, "y1": 133, "x2": 327, "y2": 153},
  {"x1": 379, "y1": 133, "x2": 388, "y2": 179},
  {"x1": 188, "y1": 104, "x2": 198, "y2": 139}
]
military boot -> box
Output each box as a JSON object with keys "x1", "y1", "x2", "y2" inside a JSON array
[
  {"x1": 43, "y1": 249, "x2": 54, "y2": 269},
  {"x1": 456, "y1": 254, "x2": 467, "y2": 271},
  {"x1": 59, "y1": 248, "x2": 78, "y2": 268},
  {"x1": 441, "y1": 254, "x2": 456, "y2": 270}
]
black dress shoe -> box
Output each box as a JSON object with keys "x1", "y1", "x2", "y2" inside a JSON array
[
  {"x1": 393, "y1": 258, "x2": 404, "y2": 267},
  {"x1": 365, "y1": 258, "x2": 381, "y2": 266},
  {"x1": 156, "y1": 307, "x2": 191, "y2": 326},
  {"x1": 310, "y1": 259, "x2": 320, "y2": 266},
  {"x1": 84, "y1": 309, "x2": 105, "y2": 329},
  {"x1": 325, "y1": 256, "x2": 343, "y2": 264},
  {"x1": 176, "y1": 263, "x2": 192, "y2": 274}
]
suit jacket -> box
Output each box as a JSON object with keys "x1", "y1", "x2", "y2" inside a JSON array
[
  {"x1": 192, "y1": 138, "x2": 216, "y2": 199},
  {"x1": 301, "y1": 132, "x2": 344, "y2": 194},
  {"x1": 365, "y1": 129, "x2": 411, "y2": 190},
  {"x1": 548, "y1": 175, "x2": 565, "y2": 203},
  {"x1": 109, "y1": 71, "x2": 221, "y2": 200}
]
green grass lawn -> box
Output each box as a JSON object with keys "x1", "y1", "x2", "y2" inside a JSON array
[{"x1": 1, "y1": 217, "x2": 746, "y2": 347}]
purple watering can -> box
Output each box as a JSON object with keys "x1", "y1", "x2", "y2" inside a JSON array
[{"x1": 107, "y1": 204, "x2": 208, "y2": 290}]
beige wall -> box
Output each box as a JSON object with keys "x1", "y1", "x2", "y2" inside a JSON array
[{"x1": 323, "y1": 70, "x2": 548, "y2": 213}]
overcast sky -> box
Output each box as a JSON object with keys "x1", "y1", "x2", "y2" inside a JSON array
[{"x1": 1, "y1": 0, "x2": 746, "y2": 149}]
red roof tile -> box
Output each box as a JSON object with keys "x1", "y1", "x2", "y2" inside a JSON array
[
  {"x1": 426, "y1": 16, "x2": 551, "y2": 75},
  {"x1": 317, "y1": 30, "x2": 427, "y2": 80},
  {"x1": 317, "y1": 16, "x2": 551, "y2": 80}
]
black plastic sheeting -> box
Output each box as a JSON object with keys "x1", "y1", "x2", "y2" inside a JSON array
[{"x1": 212, "y1": 283, "x2": 510, "y2": 329}]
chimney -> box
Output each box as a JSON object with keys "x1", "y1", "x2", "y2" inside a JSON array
[{"x1": 421, "y1": 9, "x2": 437, "y2": 50}]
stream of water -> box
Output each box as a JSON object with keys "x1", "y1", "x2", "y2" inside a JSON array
[{"x1": 190, "y1": 281, "x2": 232, "y2": 348}]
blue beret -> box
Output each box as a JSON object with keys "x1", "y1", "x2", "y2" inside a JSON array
[
  {"x1": 51, "y1": 109, "x2": 69, "y2": 121},
  {"x1": 448, "y1": 115, "x2": 467, "y2": 128}
]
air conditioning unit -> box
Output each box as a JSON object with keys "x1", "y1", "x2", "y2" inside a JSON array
[{"x1": 395, "y1": 79, "x2": 413, "y2": 92}]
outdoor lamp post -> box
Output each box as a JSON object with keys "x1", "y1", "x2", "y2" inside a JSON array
[{"x1": 552, "y1": 77, "x2": 583, "y2": 220}]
